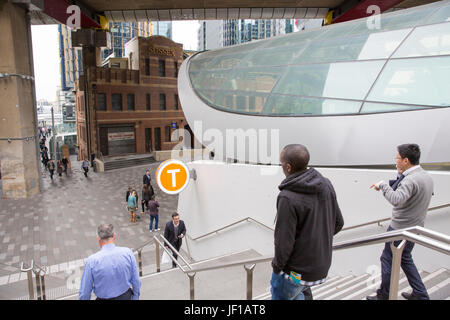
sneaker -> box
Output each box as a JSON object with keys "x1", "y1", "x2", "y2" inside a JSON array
[
  {"x1": 156, "y1": 228, "x2": 160, "y2": 231},
  {"x1": 149, "y1": 230, "x2": 153, "y2": 232}
]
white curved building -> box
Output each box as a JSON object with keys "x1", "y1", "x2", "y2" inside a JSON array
[
  {"x1": 176, "y1": 1, "x2": 450, "y2": 275},
  {"x1": 179, "y1": 1, "x2": 450, "y2": 167}
]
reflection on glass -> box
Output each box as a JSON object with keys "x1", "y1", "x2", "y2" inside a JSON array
[
  {"x1": 360, "y1": 102, "x2": 427, "y2": 113},
  {"x1": 393, "y1": 22, "x2": 450, "y2": 58},
  {"x1": 263, "y1": 95, "x2": 361, "y2": 115},
  {"x1": 273, "y1": 61, "x2": 383, "y2": 100},
  {"x1": 368, "y1": 57, "x2": 450, "y2": 106},
  {"x1": 357, "y1": 29, "x2": 411, "y2": 59}
]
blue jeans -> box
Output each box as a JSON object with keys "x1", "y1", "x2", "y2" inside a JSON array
[
  {"x1": 377, "y1": 225, "x2": 429, "y2": 299},
  {"x1": 149, "y1": 215, "x2": 159, "y2": 231},
  {"x1": 270, "y1": 272, "x2": 313, "y2": 300}
]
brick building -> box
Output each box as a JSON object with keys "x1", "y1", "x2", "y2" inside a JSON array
[{"x1": 75, "y1": 36, "x2": 193, "y2": 160}]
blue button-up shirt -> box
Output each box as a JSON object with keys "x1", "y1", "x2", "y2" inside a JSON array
[{"x1": 79, "y1": 243, "x2": 141, "y2": 300}]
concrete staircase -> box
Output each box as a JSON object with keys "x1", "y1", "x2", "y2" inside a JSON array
[
  {"x1": 254, "y1": 267, "x2": 450, "y2": 300},
  {"x1": 103, "y1": 154, "x2": 156, "y2": 171},
  {"x1": 50, "y1": 250, "x2": 449, "y2": 300}
]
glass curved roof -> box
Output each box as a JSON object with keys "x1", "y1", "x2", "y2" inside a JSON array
[{"x1": 188, "y1": 1, "x2": 450, "y2": 116}]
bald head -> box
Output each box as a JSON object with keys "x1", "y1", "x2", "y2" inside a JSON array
[{"x1": 280, "y1": 144, "x2": 310, "y2": 176}]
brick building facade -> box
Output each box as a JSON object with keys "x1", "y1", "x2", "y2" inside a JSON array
[{"x1": 75, "y1": 36, "x2": 193, "y2": 160}]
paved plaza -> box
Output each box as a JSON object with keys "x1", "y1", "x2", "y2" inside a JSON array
[{"x1": 0, "y1": 156, "x2": 180, "y2": 299}]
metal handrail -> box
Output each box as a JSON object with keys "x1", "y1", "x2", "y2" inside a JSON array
[
  {"x1": 187, "y1": 217, "x2": 274, "y2": 241},
  {"x1": 159, "y1": 234, "x2": 194, "y2": 270},
  {"x1": 341, "y1": 203, "x2": 450, "y2": 231},
  {"x1": 167, "y1": 226, "x2": 449, "y2": 300},
  {"x1": 20, "y1": 260, "x2": 49, "y2": 300}
]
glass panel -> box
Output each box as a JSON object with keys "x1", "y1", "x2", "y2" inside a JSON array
[
  {"x1": 262, "y1": 95, "x2": 361, "y2": 116},
  {"x1": 272, "y1": 61, "x2": 384, "y2": 100},
  {"x1": 367, "y1": 56, "x2": 450, "y2": 106},
  {"x1": 219, "y1": 67, "x2": 285, "y2": 94},
  {"x1": 425, "y1": 3, "x2": 450, "y2": 24},
  {"x1": 357, "y1": 29, "x2": 412, "y2": 60},
  {"x1": 360, "y1": 102, "x2": 428, "y2": 113},
  {"x1": 393, "y1": 22, "x2": 450, "y2": 58},
  {"x1": 372, "y1": 4, "x2": 439, "y2": 31},
  {"x1": 189, "y1": 70, "x2": 230, "y2": 91}
]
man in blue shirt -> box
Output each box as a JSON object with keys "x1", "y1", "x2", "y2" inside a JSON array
[{"x1": 79, "y1": 224, "x2": 141, "y2": 300}]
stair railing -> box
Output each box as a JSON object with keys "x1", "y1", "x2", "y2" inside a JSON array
[
  {"x1": 153, "y1": 226, "x2": 449, "y2": 300},
  {"x1": 20, "y1": 260, "x2": 49, "y2": 300}
]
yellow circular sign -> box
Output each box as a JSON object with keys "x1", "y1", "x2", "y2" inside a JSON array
[{"x1": 155, "y1": 159, "x2": 190, "y2": 194}]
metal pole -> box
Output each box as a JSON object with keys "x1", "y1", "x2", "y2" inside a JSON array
[
  {"x1": 138, "y1": 249, "x2": 143, "y2": 277},
  {"x1": 155, "y1": 240, "x2": 161, "y2": 273},
  {"x1": 40, "y1": 274, "x2": 46, "y2": 300},
  {"x1": 244, "y1": 264, "x2": 256, "y2": 300},
  {"x1": 51, "y1": 107, "x2": 56, "y2": 160},
  {"x1": 35, "y1": 271, "x2": 42, "y2": 300},
  {"x1": 389, "y1": 240, "x2": 406, "y2": 300},
  {"x1": 188, "y1": 273, "x2": 196, "y2": 300},
  {"x1": 26, "y1": 270, "x2": 34, "y2": 300}
]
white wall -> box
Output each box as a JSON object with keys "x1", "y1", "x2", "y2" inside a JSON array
[{"x1": 178, "y1": 161, "x2": 450, "y2": 275}]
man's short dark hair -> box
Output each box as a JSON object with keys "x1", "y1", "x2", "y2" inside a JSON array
[
  {"x1": 97, "y1": 224, "x2": 114, "y2": 240},
  {"x1": 397, "y1": 144, "x2": 421, "y2": 165},
  {"x1": 172, "y1": 212, "x2": 179, "y2": 218},
  {"x1": 282, "y1": 144, "x2": 310, "y2": 172}
]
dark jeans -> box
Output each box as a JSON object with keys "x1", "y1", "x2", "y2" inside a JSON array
[
  {"x1": 149, "y1": 215, "x2": 159, "y2": 231},
  {"x1": 270, "y1": 272, "x2": 313, "y2": 300},
  {"x1": 377, "y1": 225, "x2": 429, "y2": 299},
  {"x1": 96, "y1": 288, "x2": 133, "y2": 300},
  {"x1": 169, "y1": 243, "x2": 181, "y2": 268}
]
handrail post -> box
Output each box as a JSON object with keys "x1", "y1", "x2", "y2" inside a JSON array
[
  {"x1": 244, "y1": 264, "x2": 256, "y2": 300},
  {"x1": 40, "y1": 273, "x2": 46, "y2": 300},
  {"x1": 188, "y1": 273, "x2": 196, "y2": 300},
  {"x1": 26, "y1": 269, "x2": 34, "y2": 300},
  {"x1": 389, "y1": 240, "x2": 406, "y2": 300},
  {"x1": 155, "y1": 239, "x2": 161, "y2": 273},
  {"x1": 35, "y1": 270, "x2": 42, "y2": 300},
  {"x1": 138, "y1": 249, "x2": 143, "y2": 277}
]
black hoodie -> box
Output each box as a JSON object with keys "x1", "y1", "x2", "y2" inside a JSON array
[{"x1": 272, "y1": 168, "x2": 344, "y2": 281}]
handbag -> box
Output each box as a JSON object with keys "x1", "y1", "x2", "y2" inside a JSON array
[{"x1": 161, "y1": 250, "x2": 171, "y2": 264}]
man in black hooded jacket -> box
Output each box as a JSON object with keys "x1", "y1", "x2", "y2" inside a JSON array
[{"x1": 271, "y1": 144, "x2": 344, "y2": 300}]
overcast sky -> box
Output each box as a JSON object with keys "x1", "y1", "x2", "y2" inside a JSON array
[{"x1": 31, "y1": 21, "x2": 200, "y2": 102}]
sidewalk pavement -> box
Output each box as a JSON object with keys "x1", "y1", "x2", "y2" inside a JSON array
[{"x1": 0, "y1": 156, "x2": 179, "y2": 298}]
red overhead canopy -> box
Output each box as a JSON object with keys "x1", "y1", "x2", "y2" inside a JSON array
[
  {"x1": 332, "y1": 0, "x2": 405, "y2": 23},
  {"x1": 44, "y1": 0, "x2": 100, "y2": 28}
]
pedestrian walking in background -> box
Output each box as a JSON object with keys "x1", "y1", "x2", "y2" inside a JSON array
[
  {"x1": 62, "y1": 156, "x2": 68, "y2": 175},
  {"x1": 126, "y1": 186, "x2": 133, "y2": 203},
  {"x1": 163, "y1": 212, "x2": 186, "y2": 268},
  {"x1": 127, "y1": 190, "x2": 138, "y2": 223},
  {"x1": 143, "y1": 170, "x2": 151, "y2": 188},
  {"x1": 148, "y1": 196, "x2": 160, "y2": 232},
  {"x1": 271, "y1": 144, "x2": 344, "y2": 300},
  {"x1": 81, "y1": 159, "x2": 89, "y2": 178},
  {"x1": 141, "y1": 184, "x2": 151, "y2": 214},
  {"x1": 79, "y1": 224, "x2": 141, "y2": 300},
  {"x1": 367, "y1": 144, "x2": 434, "y2": 301},
  {"x1": 56, "y1": 160, "x2": 63, "y2": 177},
  {"x1": 47, "y1": 160, "x2": 55, "y2": 180}
]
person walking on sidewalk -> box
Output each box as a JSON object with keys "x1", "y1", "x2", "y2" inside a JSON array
[
  {"x1": 163, "y1": 212, "x2": 186, "y2": 268},
  {"x1": 141, "y1": 184, "x2": 151, "y2": 214},
  {"x1": 366, "y1": 143, "x2": 434, "y2": 301},
  {"x1": 79, "y1": 224, "x2": 141, "y2": 300},
  {"x1": 148, "y1": 196, "x2": 160, "y2": 232},
  {"x1": 47, "y1": 160, "x2": 55, "y2": 180},
  {"x1": 56, "y1": 160, "x2": 63, "y2": 177},
  {"x1": 62, "y1": 156, "x2": 69, "y2": 175},
  {"x1": 127, "y1": 190, "x2": 138, "y2": 223},
  {"x1": 81, "y1": 159, "x2": 89, "y2": 178}
]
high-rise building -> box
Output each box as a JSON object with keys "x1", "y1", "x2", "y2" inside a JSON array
[
  {"x1": 198, "y1": 19, "x2": 323, "y2": 50},
  {"x1": 102, "y1": 21, "x2": 153, "y2": 60},
  {"x1": 152, "y1": 21, "x2": 172, "y2": 39}
]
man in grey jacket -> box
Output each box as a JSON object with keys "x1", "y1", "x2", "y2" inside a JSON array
[{"x1": 367, "y1": 144, "x2": 433, "y2": 300}]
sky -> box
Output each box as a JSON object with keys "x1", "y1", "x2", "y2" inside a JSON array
[{"x1": 31, "y1": 21, "x2": 200, "y2": 102}]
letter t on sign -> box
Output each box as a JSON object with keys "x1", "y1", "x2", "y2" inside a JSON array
[{"x1": 167, "y1": 169, "x2": 181, "y2": 187}]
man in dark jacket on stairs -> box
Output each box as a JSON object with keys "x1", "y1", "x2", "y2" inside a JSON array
[{"x1": 271, "y1": 144, "x2": 345, "y2": 300}]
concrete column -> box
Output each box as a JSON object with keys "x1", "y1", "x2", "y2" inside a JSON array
[{"x1": 0, "y1": 2, "x2": 40, "y2": 198}]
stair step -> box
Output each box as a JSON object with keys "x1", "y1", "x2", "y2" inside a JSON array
[
  {"x1": 398, "y1": 268, "x2": 449, "y2": 299},
  {"x1": 312, "y1": 275, "x2": 353, "y2": 295},
  {"x1": 315, "y1": 274, "x2": 369, "y2": 300}
]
